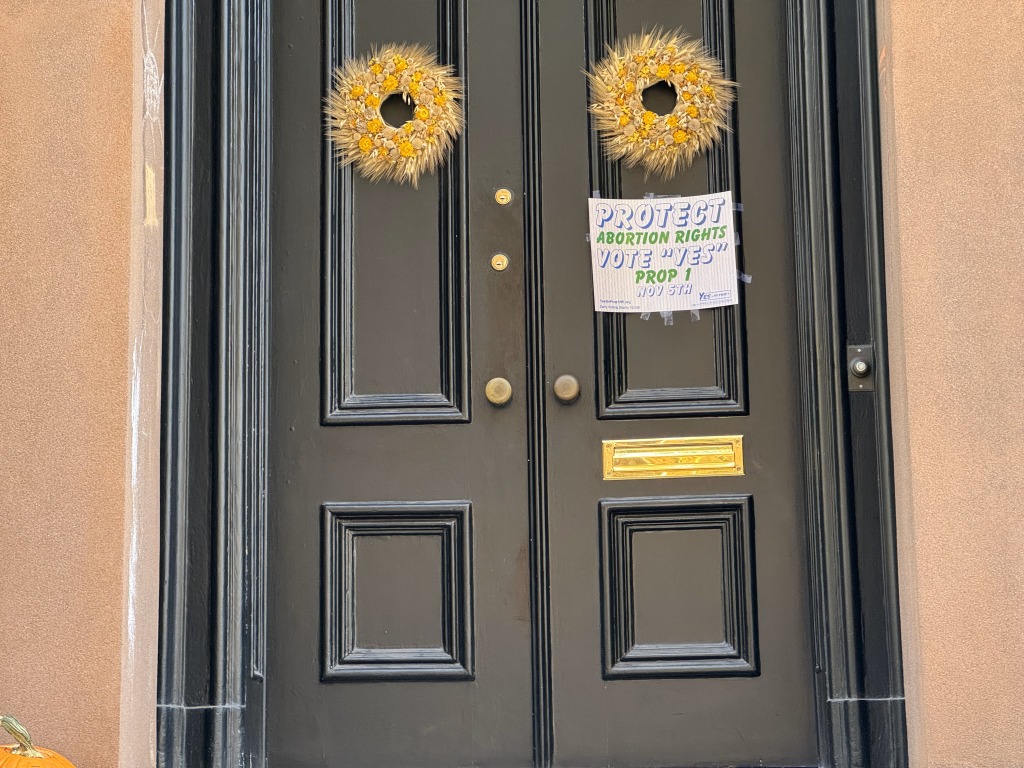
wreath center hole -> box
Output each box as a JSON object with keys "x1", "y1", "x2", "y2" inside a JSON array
[
  {"x1": 641, "y1": 81, "x2": 678, "y2": 116},
  {"x1": 380, "y1": 93, "x2": 416, "y2": 129}
]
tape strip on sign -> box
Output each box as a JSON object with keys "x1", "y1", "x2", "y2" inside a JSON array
[{"x1": 588, "y1": 191, "x2": 739, "y2": 313}]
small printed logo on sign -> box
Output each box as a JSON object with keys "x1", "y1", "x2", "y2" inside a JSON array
[
  {"x1": 588, "y1": 191, "x2": 739, "y2": 314},
  {"x1": 698, "y1": 290, "x2": 733, "y2": 303}
]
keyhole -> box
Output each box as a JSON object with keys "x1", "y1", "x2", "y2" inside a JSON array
[
  {"x1": 380, "y1": 93, "x2": 415, "y2": 128},
  {"x1": 641, "y1": 81, "x2": 678, "y2": 116}
]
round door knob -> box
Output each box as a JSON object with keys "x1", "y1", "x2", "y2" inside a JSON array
[
  {"x1": 485, "y1": 377, "x2": 513, "y2": 407},
  {"x1": 552, "y1": 374, "x2": 581, "y2": 404}
]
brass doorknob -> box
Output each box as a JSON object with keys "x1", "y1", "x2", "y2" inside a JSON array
[
  {"x1": 552, "y1": 374, "x2": 581, "y2": 404},
  {"x1": 485, "y1": 377, "x2": 513, "y2": 407}
]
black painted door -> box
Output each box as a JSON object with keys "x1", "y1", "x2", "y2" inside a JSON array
[{"x1": 270, "y1": 1, "x2": 817, "y2": 767}]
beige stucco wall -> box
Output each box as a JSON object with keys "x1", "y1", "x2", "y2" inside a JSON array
[
  {"x1": 878, "y1": 2, "x2": 1024, "y2": 767},
  {"x1": 0, "y1": 2, "x2": 162, "y2": 768}
]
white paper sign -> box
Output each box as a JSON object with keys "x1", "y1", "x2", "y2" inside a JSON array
[{"x1": 588, "y1": 191, "x2": 738, "y2": 313}]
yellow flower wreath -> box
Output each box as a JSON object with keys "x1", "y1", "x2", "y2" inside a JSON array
[
  {"x1": 589, "y1": 29, "x2": 735, "y2": 179},
  {"x1": 326, "y1": 43, "x2": 463, "y2": 187}
]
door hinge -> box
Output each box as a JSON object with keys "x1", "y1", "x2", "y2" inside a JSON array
[{"x1": 846, "y1": 344, "x2": 875, "y2": 392}]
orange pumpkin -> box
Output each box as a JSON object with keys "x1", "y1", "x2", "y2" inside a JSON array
[{"x1": 0, "y1": 716, "x2": 76, "y2": 768}]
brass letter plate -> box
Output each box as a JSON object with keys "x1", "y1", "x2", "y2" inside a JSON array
[{"x1": 602, "y1": 436, "x2": 744, "y2": 480}]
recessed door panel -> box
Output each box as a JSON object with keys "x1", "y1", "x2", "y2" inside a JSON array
[
  {"x1": 591, "y1": 0, "x2": 747, "y2": 419},
  {"x1": 323, "y1": 0, "x2": 468, "y2": 423},
  {"x1": 322, "y1": 502, "x2": 473, "y2": 681},
  {"x1": 599, "y1": 496, "x2": 757, "y2": 679}
]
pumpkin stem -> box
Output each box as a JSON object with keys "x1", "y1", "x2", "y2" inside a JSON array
[{"x1": 1, "y1": 715, "x2": 46, "y2": 758}]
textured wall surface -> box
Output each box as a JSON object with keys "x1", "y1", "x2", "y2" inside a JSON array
[
  {"x1": 878, "y1": 2, "x2": 1024, "y2": 767},
  {"x1": 0, "y1": 2, "x2": 162, "y2": 768}
]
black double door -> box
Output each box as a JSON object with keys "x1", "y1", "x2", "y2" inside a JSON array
[{"x1": 269, "y1": 1, "x2": 818, "y2": 766}]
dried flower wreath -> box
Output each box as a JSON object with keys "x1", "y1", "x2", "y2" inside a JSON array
[
  {"x1": 588, "y1": 29, "x2": 735, "y2": 179},
  {"x1": 325, "y1": 43, "x2": 463, "y2": 186}
]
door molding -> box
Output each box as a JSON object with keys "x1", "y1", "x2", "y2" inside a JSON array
[
  {"x1": 788, "y1": 0, "x2": 907, "y2": 764},
  {"x1": 157, "y1": 1, "x2": 269, "y2": 766},
  {"x1": 521, "y1": 1, "x2": 554, "y2": 762},
  {"x1": 157, "y1": 1, "x2": 906, "y2": 766}
]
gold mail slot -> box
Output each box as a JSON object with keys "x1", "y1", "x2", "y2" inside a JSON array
[{"x1": 602, "y1": 435, "x2": 744, "y2": 480}]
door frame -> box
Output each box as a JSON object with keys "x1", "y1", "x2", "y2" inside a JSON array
[{"x1": 156, "y1": 1, "x2": 907, "y2": 767}]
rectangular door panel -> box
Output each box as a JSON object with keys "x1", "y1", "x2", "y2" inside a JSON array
[
  {"x1": 322, "y1": 501, "x2": 473, "y2": 680},
  {"x1": 323, "y1": 0, "x2": 469, "y2": 423},
  {"x1": 592, "y1": 0, "x2": 747, "y2": 419},
  {"x1": 599, "y1": 495, "x2": 757, "y2": 679}
]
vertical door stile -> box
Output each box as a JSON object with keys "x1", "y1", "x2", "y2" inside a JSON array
[{"x1": 520, "y1": 0, "x2": 554, "y2": 765}]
